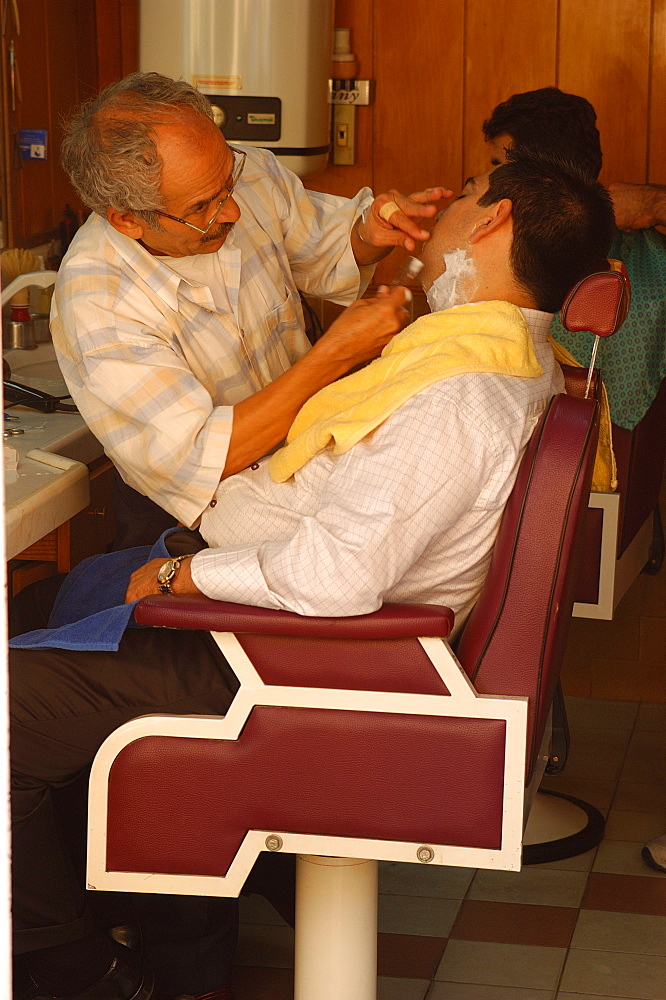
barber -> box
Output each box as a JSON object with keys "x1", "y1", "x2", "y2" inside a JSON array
[{"x1": 53, "y1": 71, "x2": 447, "y2": 547}]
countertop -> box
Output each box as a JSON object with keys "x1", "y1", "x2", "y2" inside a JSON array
[{"x1": 4, "y1": 343, "x2": 104, "y2": 559}]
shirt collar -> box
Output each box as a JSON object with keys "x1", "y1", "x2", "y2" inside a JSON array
[
  {"x1": 101, "y1": 216, "x2": 182, "y2": 311},
  {"x1": 100, "y1": 214, "x2": 230, "y2": 313},
  {"x1": 519, "y1": 307, "x2": 555, "y2": 343}
]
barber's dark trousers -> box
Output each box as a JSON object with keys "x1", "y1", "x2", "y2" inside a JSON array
[
  {"x1": 10, "y1": 581, "x2": 241, "y2": 994},
  {"x1": 111, "y1": 468, "x2": 179, "y2": 550}
]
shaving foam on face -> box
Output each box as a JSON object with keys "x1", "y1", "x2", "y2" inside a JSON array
[{"x1": 425, "y1": 249, "x2": 477, "y2": 312}]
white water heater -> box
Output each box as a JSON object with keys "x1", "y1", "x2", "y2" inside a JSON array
[{"x1": 140, "y1": 0, "x2": 333, "y2": 178}]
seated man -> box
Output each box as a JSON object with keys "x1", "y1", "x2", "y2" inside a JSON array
[
  {"x1": 10, "y1": 150, "x2": 614, "y2": 1000},
  {"x1": 481, "y1": 84, "x2": 666, "y2": 230}
]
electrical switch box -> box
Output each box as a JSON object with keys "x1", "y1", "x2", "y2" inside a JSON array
[{"x1": 333, "y1": 104, "x2": 355, "y2": 165}]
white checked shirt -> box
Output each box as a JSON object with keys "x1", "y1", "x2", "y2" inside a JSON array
[
  {"x1": 194, "y1": 309, "x2": 564, "y2": 631},
  {"x1": 51, "y1": 145, "x2": 373, "y2": 527}
]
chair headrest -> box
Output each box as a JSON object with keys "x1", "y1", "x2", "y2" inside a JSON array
[{"x1": 561, "y1": 262, "x2": 631, "y2": 339}]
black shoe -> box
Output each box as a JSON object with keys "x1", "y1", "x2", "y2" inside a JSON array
[{"x1": 28, "y1": 943, "x2": 154, "y2": 1000}]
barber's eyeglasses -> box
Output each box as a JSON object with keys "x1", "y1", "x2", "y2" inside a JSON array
[{"x1": 153, "y1": 147, "x2": 246, "y2": 234}]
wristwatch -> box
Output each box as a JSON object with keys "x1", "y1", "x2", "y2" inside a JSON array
[{"x1": 156, "y1": 554, "x2": 195, "y2": 594}]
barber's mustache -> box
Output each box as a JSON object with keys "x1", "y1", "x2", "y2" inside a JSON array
[{"x1": 201, "y1": 221, "x2": 235, "y2": 243}]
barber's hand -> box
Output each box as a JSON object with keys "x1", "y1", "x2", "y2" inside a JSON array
[
  {"x1": 358, "y1": 187, "x2": 452, "y2": 253},
  {"x1": 608, "y1": 181, "x2": 666, "y2": 231},
  {"x1": 315, "y1": 285, "x2": 412, "y2": 369},
  {"x1": 125, "y1": 556, "x2": 200, "y2": 603}
]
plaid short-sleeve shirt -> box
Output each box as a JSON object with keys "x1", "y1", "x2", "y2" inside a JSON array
[{"x1": 51, "y1": 145, "x2": 373, "y2": 526}]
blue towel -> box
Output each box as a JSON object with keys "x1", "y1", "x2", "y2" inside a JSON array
[{"x1": 9, "y1": 530, "x2": 176, "y2": 652}]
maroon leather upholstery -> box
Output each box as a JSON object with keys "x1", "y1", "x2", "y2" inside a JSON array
[
  {"x1": 237, "y1": 634, "x2": 453, "y2": 694},
  {"x1": 561, "y1": 365, "x2": 600, "y2": 400},
  {"x1": 456, "y1": 394, "x2": 599, "y2": 782},
  {"x1": 99, "y1": 393, "x2": 599, "y2": 877},
  {"x1": 135, "y1": 599, "x2": 454, "y2": 694},
  {"x1": 135, "y1": 596, "x2": 454, "y2": 640},
  {"x1": 561, "y1": 267, "x2": 630, "y2": 338},
  {"x1": 106, "y1": 710, "x2": 508, "y2": 876},
  {"x1": 560, "y1": 366, "x2": 604, "y2": 603}
]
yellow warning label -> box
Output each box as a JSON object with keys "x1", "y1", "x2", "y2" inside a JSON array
[{"x1": 193, "y1": 75, "x2": 242, "y2": 91}]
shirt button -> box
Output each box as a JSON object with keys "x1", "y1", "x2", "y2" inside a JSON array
[
  {"x1": 251, "y1": 463, "x2": 260, "y2": 470},
  {"x1": 210, "y1": 498, "x2": 218, "y2": 507}
]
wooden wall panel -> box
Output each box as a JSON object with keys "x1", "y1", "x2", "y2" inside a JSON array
[
  {"x1": 649, "y1": 0, "x2": 666, "y2": 183},
  {"x1": 94, "y1": 0, "x2": 139, "y2": 90},
  {"x1": 558, "y1": 0, "x2": 652, "y2": 184},
  {"x1": 119, "y1": 0, "x2": 140, "y2": 78},
  {"x1": 46, "y1": 1, "x2": 84, "y2": 227},
  {"x1": 1, "y1": 0, "x2": 137, "y2": 246},
  {"x1": 373, "y1": 0, "x2": 464, "y2": 197},
  {"x1": 94, "y1": 0, "x2": 124, "y2": 91},
  {"x1": 10, "y1": 0, "x2": 52, "y2": 240},
  {"x1": 372, "y1": 0, "x2": 464, "y2": 284},
  {"x1": 464, "y1": 0, "x2": 558, "y2": 178},
  {"x1": 307, "y1": 0, "x2": 374, "y2": 199}
]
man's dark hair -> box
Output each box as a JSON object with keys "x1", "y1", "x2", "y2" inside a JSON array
[
  {"x1": 477, "y1": 148, "x2": 615, "y2": 312},
  {"x1": 482, "y1": 87, "x2": 602, "y2": 181}
]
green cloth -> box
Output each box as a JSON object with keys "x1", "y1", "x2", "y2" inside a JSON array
[{"x1": 551, "y1": 228, "x2": 666, "y2": 430}]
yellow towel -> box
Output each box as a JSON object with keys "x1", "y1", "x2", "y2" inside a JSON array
[
  {"x1": 270, "y1": 301, "x2": 543, "y2": 482},
  {"x1": 549, "y1": 338, "x2": 617, "y2": 492}
]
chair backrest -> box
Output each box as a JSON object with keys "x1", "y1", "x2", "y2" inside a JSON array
[
  {"x1": 456, "y1": 392, "x2": 599, "y2": 781},
  {"x1": 560, "y1": 364, "x2": 600, "y2": 400}
]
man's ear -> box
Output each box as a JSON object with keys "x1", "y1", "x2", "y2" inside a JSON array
[
  {"x1": 469, "y1": 198, "x2": 513, "y2": 244},
  {"x1": 107, "y1": 207, "x2": 146, "y2": 240}
]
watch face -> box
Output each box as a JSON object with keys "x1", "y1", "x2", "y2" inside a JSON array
[{"x1": 157, "y1": 559, "x2": 176, "y2": 585}]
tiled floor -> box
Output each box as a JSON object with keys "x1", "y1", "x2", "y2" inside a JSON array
[{"x1": 230, "y1": 698, "x2": 666, "y2": 1000}]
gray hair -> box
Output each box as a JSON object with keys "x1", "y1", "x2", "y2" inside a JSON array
[{"x1": 61, "y1": 72, "x2": 214, "y2": 225}]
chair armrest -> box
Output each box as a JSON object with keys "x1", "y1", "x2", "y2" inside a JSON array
[{"x1": 133, "y1": 593, "x2": 454, "y2": 640}]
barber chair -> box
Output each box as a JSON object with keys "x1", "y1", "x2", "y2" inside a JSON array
[
  {"x1": 86, "y1": 278, "x2": 621, "y2": 999},
  {"x1": 561, "y1": 263, "x2": 665, "y2": 618},
  {"x1": 87, "y1": 390, "x2": 598, "y2": 999}
]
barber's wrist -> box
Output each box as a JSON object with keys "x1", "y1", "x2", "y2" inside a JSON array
[
  {"x1": 354, "y1": 208, "x2": 392, "y2": 265},
  {"x1": 649, "y1": 184, "x2": 666, "y2": 227},
  {"x1": 356, "y1": 207, "x2": 374, "y2": 246}
]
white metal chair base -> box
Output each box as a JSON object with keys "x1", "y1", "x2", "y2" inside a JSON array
[{"x1": 295, "y1": 855, "x2": 378, "y2": 1000}]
